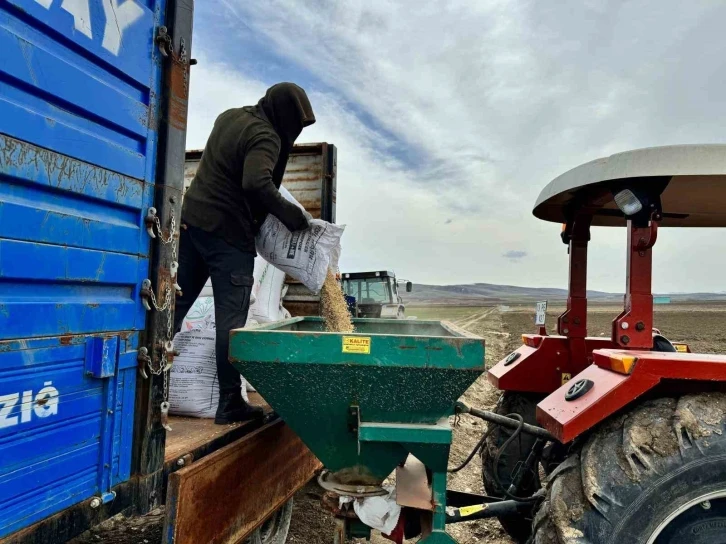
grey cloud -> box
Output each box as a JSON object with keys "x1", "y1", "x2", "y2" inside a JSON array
[
  {"x1": 503, "y1": 250, "x2": 528, "y2": 260},
  {"x1": 193, "y1": 0, "x2": 726, "y2": 292}
]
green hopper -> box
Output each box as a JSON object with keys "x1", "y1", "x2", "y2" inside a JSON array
[{"x1": 229, "y1": 317, "x2": 485, "y2": 543}]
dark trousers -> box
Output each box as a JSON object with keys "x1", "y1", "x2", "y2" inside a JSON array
[{"x1": 173, "y1": 225, "x2": 255, "y2": 393}]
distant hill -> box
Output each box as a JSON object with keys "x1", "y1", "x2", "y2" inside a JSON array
[{"x1": 405, "y1": 282, "x2": 726, "y2": 306}]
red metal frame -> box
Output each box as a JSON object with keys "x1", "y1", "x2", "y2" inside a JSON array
[
  {"x1": 488, "y1": 337, "x2": 617, "y2": 393},
  {"x1": 557, "y1": 216, "x2": 590, "y2": 367},
  {"x1": 490, "y1": 210, "x2": 726, "y2": 442},
  {"x1": 537, "y1": 349, "x2": 726, "y2": 442},
  {"x1": 611, "y1": 220, "x2": 657, "y2": 349},
  {"x1": 488, "y1": 215, "x2": 601, "y2": 392},
  {"x1": 488, "y1": 215, "x2": 662, "y2": 392}
]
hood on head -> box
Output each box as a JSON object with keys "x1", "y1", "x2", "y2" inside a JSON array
[{"x1": 258, "y1": 83, "x2": 315, "y2": 149}]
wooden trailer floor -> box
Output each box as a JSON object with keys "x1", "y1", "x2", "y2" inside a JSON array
[{"x1": 164, "y1": 393, "x2": 271, "y2": 466}]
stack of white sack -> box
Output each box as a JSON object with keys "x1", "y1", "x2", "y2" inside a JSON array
[
  {"x1": 178, "y1": 258, "x2": 290, "y2": 333},
  {"x1": 170, "y1": 256, "x2": 290, "y2": 416}
]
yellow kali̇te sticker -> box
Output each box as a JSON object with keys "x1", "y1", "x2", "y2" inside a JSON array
[{"x1": 342, "y1": 336, "x2": 371, "y2": 354}]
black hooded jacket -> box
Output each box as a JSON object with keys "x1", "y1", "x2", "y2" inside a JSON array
[{"x1": 182, "y1": 83, "x2": 316, "y2": 252}]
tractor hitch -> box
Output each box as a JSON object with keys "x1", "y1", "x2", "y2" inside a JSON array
[
  {"x1": 455, "y1": 401, "x2": 558, "y2": 442},
  {"x1": 444, "y1": 490, "x2": 541, "y2": 524}
]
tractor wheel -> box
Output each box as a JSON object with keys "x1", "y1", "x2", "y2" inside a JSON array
[
  {"x1": 530, "y1": 393, "x2": 726, "y2": 544},
  {"x1": 481, "y1": 392, "x2": 546, "y2": 543},
  {"x1": 244, "y1": 499, "x2": 293, "y2": 544}
]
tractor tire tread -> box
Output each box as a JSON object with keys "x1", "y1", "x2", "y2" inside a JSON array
[{"x1": 529, "y1": 393, "x2": 726, "y2": 544}]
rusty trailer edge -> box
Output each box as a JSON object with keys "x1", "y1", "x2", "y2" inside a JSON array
[{"x1": 163, "y1": 420, "x2": 322, "y2": 544}]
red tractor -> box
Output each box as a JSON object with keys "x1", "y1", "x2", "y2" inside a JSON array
[{"x1": 482, "y1": 145, "x2": 726, "y2": 543}]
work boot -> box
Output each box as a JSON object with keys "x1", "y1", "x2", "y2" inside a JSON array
[{"x1": 215, "y1": 389, "x2": 264, "y2": 425}]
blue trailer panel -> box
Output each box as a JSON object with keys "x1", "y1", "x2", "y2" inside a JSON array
[{"x1": 0, "y1": 0, "x2": 165, "y2": 537}]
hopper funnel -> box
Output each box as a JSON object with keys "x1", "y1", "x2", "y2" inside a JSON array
[{"x1": 229, "y1": 318, "x2": 485, "y2": 484}]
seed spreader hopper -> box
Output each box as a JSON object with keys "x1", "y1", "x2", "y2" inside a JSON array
[{"x1": 229, "y1": 317, "x2": 549, "y2": 543}]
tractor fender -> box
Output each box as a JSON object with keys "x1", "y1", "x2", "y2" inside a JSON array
[{"x1": 536, "y1": 348, "x2": 726, "y2": 443}]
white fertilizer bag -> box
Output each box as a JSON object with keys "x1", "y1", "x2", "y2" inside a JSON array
[
  {"x1": 256, "y1": 186, "x2": 345, "y2": 293},
  {"x1": 169, "y1": 330, "x2": 248, "y2": 418},
  {"x1": 180, "y1": 285, "x2": 215, "y2": 331},
  {"x1": 173, "y1": 257, "x2": 293, "y2": 409},
  {"x1": 248, "y1": 258, "x2": 287, "y2": 323},
  {"x1": 181, "y1": 278, "x2": 258, "y2": 331}
]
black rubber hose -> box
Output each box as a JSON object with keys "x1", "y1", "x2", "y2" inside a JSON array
[
  {"x1": 457, "y1": 402, "x2": 557, "y2": 442},
  {"x1": 492, "y1": 413, "x2": 543, "y2": 503},
  {"x1": 448, "y1": 426, "x2": 495, "y2": 473}
]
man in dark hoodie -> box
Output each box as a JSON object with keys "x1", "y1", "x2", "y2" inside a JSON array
[{"x1": 175, "y1": 83, "x2": 315, "y2": 424}]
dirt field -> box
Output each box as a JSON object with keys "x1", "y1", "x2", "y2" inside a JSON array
[
  {"x1": 287, "y1": 302, "x2": 726, "y2": 544},
  {"x1": 72, "y1": 303, "x2": 726, "y2": 544}
]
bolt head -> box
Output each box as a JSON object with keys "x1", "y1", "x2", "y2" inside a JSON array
[
  {"x1": 701, "y1": 500, "x2": 712, "y2": 510},
  {"x1": 177, "y1": 458, "x2": 185, "y2": 467},
  {"x1": 621, "y1": 322, "x2": 630, "y2": 330},
  {"x1": 90, "y1": 498, "x2": 101, "y2": 509}
]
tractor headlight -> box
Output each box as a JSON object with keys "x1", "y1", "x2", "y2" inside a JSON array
[{"x1": 613, "y1": 189, "x2": 643, "y2": 216}]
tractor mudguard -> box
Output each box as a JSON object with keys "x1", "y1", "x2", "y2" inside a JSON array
[
  {"x1": 488, "y1": 336, "x2": 617, "y2": 394},
  {"x1": 537, "y1": 349, "x2": 726, "y2": 443}
]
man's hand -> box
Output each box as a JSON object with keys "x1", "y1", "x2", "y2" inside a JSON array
[
  {"x1": 284, "y1": 206, "x2": 311, "y2": 231},
  {"x1": 297, "y1": 209, "x2": 313, "y2": 230}
]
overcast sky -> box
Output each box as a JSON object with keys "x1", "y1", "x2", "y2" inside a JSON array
[{"x1": 186, "y1": 1, "x2": 726, "y2": 293}]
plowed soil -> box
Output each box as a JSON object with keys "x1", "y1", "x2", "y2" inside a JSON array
[{"x1": 70, "y1": 303, "x2": 726, "y2": 544}]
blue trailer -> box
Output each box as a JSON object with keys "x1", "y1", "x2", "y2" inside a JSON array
[{"x1": 0, "y1": 2, "x2": 326, "y2": 543}]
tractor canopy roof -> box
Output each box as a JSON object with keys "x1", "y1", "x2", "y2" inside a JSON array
[
  {"x1": 533, "y1": 144, "x2": 726, "y2": 227},
  {"x1": 342, "y1": 271, "x2": 396, "y2": 280}
]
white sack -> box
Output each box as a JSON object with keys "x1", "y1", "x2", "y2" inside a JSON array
[
  {"x1": 176, "y1": 255, "x2": 294, "y2": 405},
  {"x1": 168, "y1": 330, "x2": 248, "y2": 418},
  {"x1": 255, "y1": 186, "x2": 345, "y2": 293},
  {"x1": 248, "y1": 259, "x2": 287, "y2": 323},
  {"x1": 344, "y1": 487, "x2": 400, "y2": 535},
  {"x1": 182, "y1": 256, "x2": 287, "y2": 330},
  {"x1": 180, "y1": 287, "x2": 216, "y2": 331}
]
